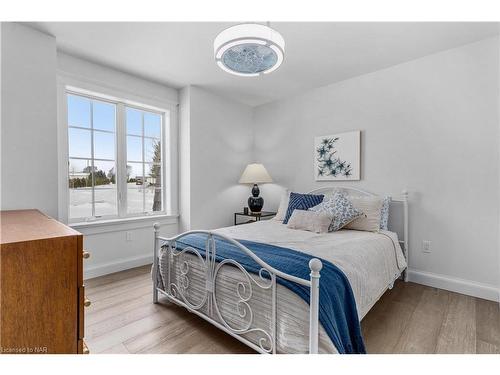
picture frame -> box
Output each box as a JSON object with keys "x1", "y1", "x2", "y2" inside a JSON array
[{"x1": 314, "y1": 130, "x2": 360, "y2": 181}]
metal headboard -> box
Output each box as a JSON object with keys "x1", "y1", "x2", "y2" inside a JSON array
[{"x1": 307, "y1": 186, "x2": 409, "y2": 281}]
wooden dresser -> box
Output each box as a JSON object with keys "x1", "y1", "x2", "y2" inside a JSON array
[{"x1": 0, "y1": 209, "x2": 89, "y2": 354}]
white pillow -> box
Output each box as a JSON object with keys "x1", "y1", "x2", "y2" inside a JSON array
[
  {"x1": 286, "y1": 210, "x2": 332, "y2": 234},
  {"x1": 274, "y1": 189, "x2": 290, "y2": 221},
  {"x1": 344, "y1": 196, "x2": 383, "y2": 232}
]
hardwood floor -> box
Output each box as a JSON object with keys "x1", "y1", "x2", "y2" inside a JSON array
[
  {"x1": 84, "y1": 265, "x2": 500, "y2": 354},
  {"x1": 361, "y1": 282, "x2": 499, "y2": 353}
]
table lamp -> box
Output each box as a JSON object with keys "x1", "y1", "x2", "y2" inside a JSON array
[{"x1": 239, "y1": 163, "x2": 273, "y2": 213}]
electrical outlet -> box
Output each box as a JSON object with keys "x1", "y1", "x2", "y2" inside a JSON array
[
  {"x1": 422, "y1": 240, "x2": 431, "y2": 253},
  {"x1": 126, "y1": 231, "x2": 132, "y2": 241}
]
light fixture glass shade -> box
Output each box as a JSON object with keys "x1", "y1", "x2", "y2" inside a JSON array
[
  {"x1": 214, "y1": 23, "x2": 285, "y2": 77},
  {"x1": 239, "y1": 163, "x2": 273, "y2": 184}
]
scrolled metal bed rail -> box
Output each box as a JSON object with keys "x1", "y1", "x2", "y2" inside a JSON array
[{"x1": 152, "y1": 223, "x2": 322, "y2": 354}]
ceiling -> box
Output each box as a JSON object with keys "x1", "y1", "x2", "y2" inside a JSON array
[{"x1": 27, "y1": 22, "x2": 499, "y2": 107}]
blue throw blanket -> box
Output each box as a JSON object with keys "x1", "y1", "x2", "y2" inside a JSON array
[{"x1": 171, "y1": 233, "x2": 365, "y2": 354}]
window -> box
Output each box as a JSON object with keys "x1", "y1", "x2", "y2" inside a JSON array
[
  {"x1": 67, "y1": 91, "x2": 168, "y2": 222},
  {"x1": 125, "y1": 107, "x2": 162, "y2": 214}
]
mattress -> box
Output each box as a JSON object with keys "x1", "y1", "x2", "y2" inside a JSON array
[{"x1": 157, "y1": 220, "x2": 406, "y2": 353}]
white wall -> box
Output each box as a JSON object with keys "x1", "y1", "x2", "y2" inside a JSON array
[
  {"x1": 178, "y1": 86, "x2": 191, "y2": 232},
  {"x1": 254, "y1": 37, "x2": 500, "y2": 300},
  {"x1": 57, "y1": 52, "x2": 178, "y2": 105},
  {"x1": 179, "y1": 86, "x2": 254, "y2": 231},
  {"x1": 75, "y1": 217, "x2": 178, "y2": 279},
  {"x1": 1, "y1": 23, "x2": 58, "y2": 218}
]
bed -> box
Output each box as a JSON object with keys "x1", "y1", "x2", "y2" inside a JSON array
[{"x1": 152, "y1": 187, "x2": 409, "y2": 354}]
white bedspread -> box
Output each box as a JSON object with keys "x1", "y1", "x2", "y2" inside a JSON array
[
  {"x1": 158, "y1": 220, "x2": 406, "y2": 353},
  {"x1": 215, "y1": 220, "x2": 406, "y2": 319}
]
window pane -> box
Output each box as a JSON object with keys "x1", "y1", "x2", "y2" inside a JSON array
[
  {"x1": 68, "y1": 94, "x2": 90, "y2": 128},
  {"x1": 126, "y1": 107, "x2": 142, "y2": 135},
  {"x1": 144, "y1": 138, "x2": 161, "y2": 164},
  {"x1": 127, "y1": 162, "x2": 144, "y2": 214},
  {"x1": 94, "y1": 160, "x2": 117, "y2": 217},
  {"x1": 68, "y1": 158, "x2": 92, "y2": 219},
  {"x1": 69, "y1": 158, "x2": 94, "y2": 177},
  {"x1": 146, "y1": 163, "x2": 161, "y2": 186},
  {"x1": 145, "y1": 163, "x2": 162, "y2": 212},
  {"x1": 127, "y1": 162, "x2": 143, "y2": 181},
  {"x1": 127, "y1": 136, "x2": 142, "y2": 162},
  {"x1": 69, "y1": 189, "x2": 93, "y2": 220},
  {"x1": 94, "y1": 131, "x2": 115, "y2": 160},
  {"x1": 93, "y1": 100, "x2": 115, "y2": 132},
  {"x1": 68, "y1": 128, "x2": 91, "y2": 158},
  {"x1": 144, "y1": 112, "x2": 161, "y2": 138}
]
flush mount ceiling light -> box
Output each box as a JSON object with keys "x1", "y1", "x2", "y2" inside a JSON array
[{"x1": 214, "y1": 23, "x2": 285, "y2": 77}]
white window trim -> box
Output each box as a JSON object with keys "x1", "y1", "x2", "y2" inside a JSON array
[
  {"x1": 70, "y1": 213, "x2": 179, "y2": 236},
  {"x1": 57, "y1": 73, "x2": 179, "y2": 226}
]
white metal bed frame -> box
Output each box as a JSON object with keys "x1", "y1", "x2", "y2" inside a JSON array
[{"x1": 152, "y1": 187, "x2": 409, "y2": 354}]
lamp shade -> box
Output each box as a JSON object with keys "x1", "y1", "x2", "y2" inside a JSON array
[{"x1": 239, "y1": 163, "x2": 273, "y2": 184}]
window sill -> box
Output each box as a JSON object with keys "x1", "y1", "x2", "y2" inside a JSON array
[{"x1": 70, "y1": 214, "x2": 179, "y2": 235}]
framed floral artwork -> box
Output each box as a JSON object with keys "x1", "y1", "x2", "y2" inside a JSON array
[{"x1": 314, "y1": 130, "x2": 360, "y2": 181}]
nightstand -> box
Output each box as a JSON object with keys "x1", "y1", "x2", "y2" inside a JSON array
[{"x1": 234, "y1": 211, "x2": 276, "y2": 226}]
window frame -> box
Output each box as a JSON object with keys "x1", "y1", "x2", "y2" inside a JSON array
[{"x1": 59, "y1": 80, "x2": 176, "y2": 225}]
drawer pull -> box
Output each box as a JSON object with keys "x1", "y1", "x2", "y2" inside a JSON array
[
  {"x1": 83, "y1": 251, "x2": 90, "y2": 259},
  {"x1": 84, "y1": 298, "x2": 91, "y2": 307}
]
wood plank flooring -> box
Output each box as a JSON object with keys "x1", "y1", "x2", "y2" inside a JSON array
[{"x1": 84, "y1": 265, "x2": 500, "y2": 354}]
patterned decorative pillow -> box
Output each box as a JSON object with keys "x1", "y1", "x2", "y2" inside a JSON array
[
  {"x1": 283, "y1": 192, "x2": 325, "y2": 224},
  {"x1": 309, "y1": 191, "x2": 364, "y2": 232},
  {"x1": 379, "y1": 196, "x2": 391, "y2": 230}
]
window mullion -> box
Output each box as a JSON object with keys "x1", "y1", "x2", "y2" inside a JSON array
[
  {"x1": 161, "y1": 114, "x2": 165, "y2": 212},
  {"x1": 116, "y1": 103, "x2": 127, "y2": 218},
  {"x1": 142, "y1": 113, "x2": 146, "y2": 213},
  {"x1": 90, "y1": 101, "x2": 96, "y2": 218}
]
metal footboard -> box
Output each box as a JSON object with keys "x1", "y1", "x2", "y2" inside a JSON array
[{"x1": 152, "y1": 223, "x2": 322, "y2": 354}]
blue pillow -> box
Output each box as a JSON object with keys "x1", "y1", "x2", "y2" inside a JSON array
[{"x1": 283, "y1": 192, "x2": 324, "y2": 224}]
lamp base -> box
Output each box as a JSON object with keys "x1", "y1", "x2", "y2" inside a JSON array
[
  {"x1": 248, "y1": 183, "x2": 264, "y2": 212},
  {"x1": 248, "y1": 196, "x2": 264, "y2": 213}
]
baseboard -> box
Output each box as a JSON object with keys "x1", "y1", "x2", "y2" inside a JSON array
[
  {"x1": 84, "y1": 259, "x2": 499, "y2": 302},
  {"x1": 84, "y1": 255, "x2": 152, "y2": 280},
  {"x1": 408, "y1": 269, "x2": 499, "y2": 302}
]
